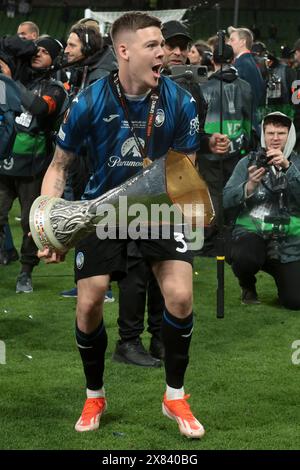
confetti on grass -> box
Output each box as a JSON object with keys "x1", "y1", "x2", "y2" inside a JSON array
[{"x1": 23, "y1": 354, "x2": 33, "y2": 360}]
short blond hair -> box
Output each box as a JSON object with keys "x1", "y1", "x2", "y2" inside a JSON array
[{"x1": 228, "y1": 26, "x2": 253, "y2": 49}]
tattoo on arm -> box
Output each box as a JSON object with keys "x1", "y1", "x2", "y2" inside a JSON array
[
  {"x1": 50, "y1": 147, "x2": 75, "y2": 174},
  {"x1": 53, "y1": 178, "x2": 67, "y2": 193}
]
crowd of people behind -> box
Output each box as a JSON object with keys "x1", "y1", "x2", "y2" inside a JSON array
[{"x1": 1, "y1": 12, "x2": 300, "y2": 439}]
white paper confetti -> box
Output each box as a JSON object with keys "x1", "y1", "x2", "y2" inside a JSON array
[{"x1": 23, "y1": 354, "x2": 33, "y2": 360}]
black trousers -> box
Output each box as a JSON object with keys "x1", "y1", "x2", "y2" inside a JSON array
[
  {"x1": 0, "y1": 173, "x2": 44, "y2": 270},
  {"x1": 117, "y1": 242, "x2": 165, "y2": 341},
  {"x1": 197, "y1": 155, "x2": 240, "y2": 255},
  {"x1": 231, "y1": 232, "x2": 300, "y2": 310}
]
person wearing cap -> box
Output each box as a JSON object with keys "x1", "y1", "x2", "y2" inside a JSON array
[
  {"x1": 161, "y1": 20, "x2": 230, "y2": 258},
  {"x1": 224, "y1": 112, "x2": 300, "y2": 309},
  {"x1": 199, "y1": 43, "x2": 253, "y2": 255},
  {"x1": 0, "y1": 35, "x2": 68, "y2": 294},
  {"x1": 263, "y1": 49, "x2": 296, "y2": 121},
  {"x1": 251, "y1": 41, "x2": 268, "y2": 81},
  {"x1": 111, "y1": 20, "x2": 230, "y2": 366},
  {"x1": 279, "y1": 45, "x2": 295, "y2": 68},
  {"x1": 162, "y1": 20, "x2": 230, "y2": 158}
]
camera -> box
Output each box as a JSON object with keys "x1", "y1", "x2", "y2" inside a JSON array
[
  {"x1": 248, "y1": 148, "x2": 271, "y2": 169},
  {"x1": 168, "y1": 65, "x2": 208, "y2": 83},
  {"x1": 266, "y1": 72, "x2": 282, "y2": 100},
  {"x1": 263, "y1": 214, "x2": 290, "y2": 260}
]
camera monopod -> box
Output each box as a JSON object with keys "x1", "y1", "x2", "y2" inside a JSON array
[{"x1": 216, "y1": 30, "x2": 226, "y2": 319}]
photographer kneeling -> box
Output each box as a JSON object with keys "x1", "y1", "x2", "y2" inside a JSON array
[{"x1": 224, "y1": 112, "x2": 300, "y2": 309}]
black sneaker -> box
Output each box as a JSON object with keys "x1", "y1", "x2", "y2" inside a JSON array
[
  {"x1": 150, "y1": 336, "x2": 165, "y2": 360},
  {"x1": 16, "y1": 272, "x2": 33, "y2": 294},
  {"x1": 241, "y1": 287, "x2": 260, "y2": 305},
  {"x1": 113, "y1": 338, "x2": 161, "y2": 367}
]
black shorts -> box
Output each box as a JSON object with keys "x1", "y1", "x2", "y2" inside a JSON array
[{"x1": 74, "y1": 229, "x2": 194, "y2": 282}]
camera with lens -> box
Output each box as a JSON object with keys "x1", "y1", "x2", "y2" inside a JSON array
[
  {"x1": 266, "y1": 72, "x2": 282, "y2": 100},
  {"x1": 248, "y1": 148, "x2": 271, "y2": 169},
  {"x1": 263, "y1": 214, "x2": 290, "y2": 260},
  {"x1": 169, "y1": 65, "x2": 208, "y2": 83}
]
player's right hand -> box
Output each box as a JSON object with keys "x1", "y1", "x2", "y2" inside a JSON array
[{"x1": 38, "y1": 247, "x2": 66, "y2": 263}]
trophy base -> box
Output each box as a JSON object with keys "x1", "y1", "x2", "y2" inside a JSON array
[{"x1": 29, "y1": 195, "x2": 67, "y2": 253}]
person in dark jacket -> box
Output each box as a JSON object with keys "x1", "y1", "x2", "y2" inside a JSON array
[
  {"x1": 0, "y1": 36, "x2": 68, "y2": 293},
  {"x1": 161, "y1": 20, "x2": 229, "y2": 156},
  {"x1": 228, "y1": 26, "x2": 265, "y2": 131},
  {"x1": 64, "y1": 23, "x2": 117, "y2": 92},
  {"x1": 60, "y1": 21, "x2": 118, "y2": 300},
  {"x1": 224, "y1": 112, "x2": 300, "y2": 309},
  {"x1": 199, "y1": 43, "x2": 254, "y2": 255},
  {"x1": 112, "y1": 20, "x2": 230, "y2": 367},
  {"x1": 262, "y1": 51, "x2": 296, "y2": 120}
]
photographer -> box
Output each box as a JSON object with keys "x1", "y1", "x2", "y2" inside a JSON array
[
  {"x1": 0, "y1": 36, "x2": 68, "y2": 293},
  {"x1": 0, "y1": 34, "x2": 39, "y2": 82},
  {"x1": 223, "y1": 112, "x2": 300, "y2": 309},
  {"x1": 262, "y1": 51, "x2": 296, "y2": 120}
]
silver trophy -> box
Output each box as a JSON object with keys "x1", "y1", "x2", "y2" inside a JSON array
[{"x1": 29, "y1": 150, "x2": 215, "y2": 253}]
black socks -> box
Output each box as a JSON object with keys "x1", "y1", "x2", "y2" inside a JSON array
[
  {"x1": 161, "y1": 309, "x2": 194, "y2": 389},
  {"x1": 75, "y1": 321, "x2": 108, "y2": 390}
]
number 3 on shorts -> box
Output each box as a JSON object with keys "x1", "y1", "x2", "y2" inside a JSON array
[{"x1": 174, "y1": 232, "x2": 188, "y2": 253}]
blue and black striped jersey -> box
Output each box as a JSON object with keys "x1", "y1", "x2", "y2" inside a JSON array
[{"x1": 57, "y1": 74, "x2": 200, "y2": 200}]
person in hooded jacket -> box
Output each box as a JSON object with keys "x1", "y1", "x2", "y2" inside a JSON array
[{"x1": 223, "y1": 112, "x2": 300, "y2": 309}]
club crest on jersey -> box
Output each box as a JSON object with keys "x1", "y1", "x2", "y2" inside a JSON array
[
  {"x1": 155, "y1": 109, "x2": 165, "y2": 127},
  {"x1": 76, "y1": 252, "x2": 84, "y2": 270},
  {"x1": 121, "y1": 137, "x2": 144, "y2": 158}
]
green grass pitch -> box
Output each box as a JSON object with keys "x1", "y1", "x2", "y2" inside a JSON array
[{"x1": 1, "y1": 204, "x2": 300, "y2": 450}]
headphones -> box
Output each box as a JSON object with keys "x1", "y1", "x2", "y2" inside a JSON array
[
  {"x1": 83, "y1": 29, "x2": 93, "y2": 56},
  {"x1": 72, "y1": 26, "x2": 93, "y2": 57}
]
